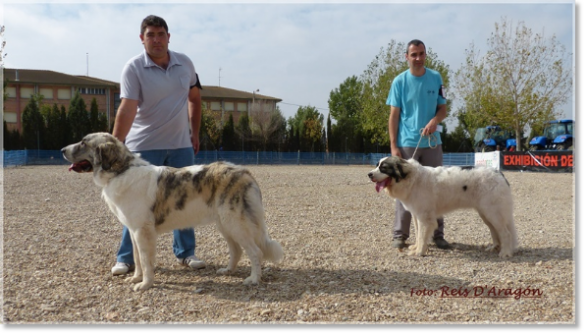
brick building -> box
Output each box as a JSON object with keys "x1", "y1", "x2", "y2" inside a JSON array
[
  {"x1": 3, "y1": 68, "x2": 282, "y2": 133},
  {"x1": 3, "y1": 68, "x2": 120, "y2": 132}
]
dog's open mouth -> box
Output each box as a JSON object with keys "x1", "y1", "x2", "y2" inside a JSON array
[
  {"x1": 69, "y1": 160, "x2": 93, "y2": 173},
  {"x1": 375, "y1": 178, "x2": 390, "y2": 193}
]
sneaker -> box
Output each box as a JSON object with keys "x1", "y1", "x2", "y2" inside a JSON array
[
  {"x1": 433, "y1": 237, "x2": 451, "y2": 249},
  {"x1": 179, "y1": 255, "x2": 206, "y2": 269},
  {"x1": 111, "y1": 262, "x2": 135, "y2": 275},
  {"x1": 391, "y1": 238, "x2": 407, "y2": 249}
]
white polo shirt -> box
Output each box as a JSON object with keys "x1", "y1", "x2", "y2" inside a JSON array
[{"x1": 120, "y1": 49, "x2": 200, "y2": 151}]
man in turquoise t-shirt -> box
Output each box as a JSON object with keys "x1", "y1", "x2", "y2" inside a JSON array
[{"x1": 386, "y1": 39, "x2": 450, "y2": 250}]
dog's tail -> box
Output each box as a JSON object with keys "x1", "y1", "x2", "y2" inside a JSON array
[{"x1": 262, "y1": 237, "x2": 284, "y2": 264}]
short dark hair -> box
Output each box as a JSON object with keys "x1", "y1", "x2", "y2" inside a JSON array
[
  {"x1": 141, "y1": 15, "x2": 169, "y2": 35},
  {"x1": 406, "y1": 39, "x2": 426, "y2": 54}
]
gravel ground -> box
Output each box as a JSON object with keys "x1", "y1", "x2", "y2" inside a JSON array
[{"x1": 1, "y1": 164, "x2": 575, "y2": 324}]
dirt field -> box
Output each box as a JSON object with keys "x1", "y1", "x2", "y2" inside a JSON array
[{"x1": 1, "y1": 164, "x2": 575, "y2": 324}]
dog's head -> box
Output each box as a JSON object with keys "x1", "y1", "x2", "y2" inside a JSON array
[
  {"x1": 368, "y1": 156, "x2": 411, "y2": 193},
  {"x1": 61, "y1": 132, "x2": 132, "y2": 176}
]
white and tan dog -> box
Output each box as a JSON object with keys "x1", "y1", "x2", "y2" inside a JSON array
[
  {"x1": 368, "y1": 156, "x2": 517, "y2": 258},
  {"x1": 62, "y1": 132, "x2": 283, "y2": 291}
]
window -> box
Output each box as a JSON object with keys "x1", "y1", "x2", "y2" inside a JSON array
[
  {"x1": 224, "y1": 102, "x2": 234, "y2": 111},
  {"x1": 3, "y1": 112, "x2": 17, "y2": 123},
  {"x1": 5, "y1": 87, "x2": 16, "y2": 98},
  {"x1": 210, "y1": 101, "x2": 221, "y2": 111},
  {"x1": 20, "y1": 87, "x2": 34, "y2": 99},
  {"x1": 39, "y1": 88, "x2": 54, "y2": 99},
  {"x1": 79, "y1": 87, "x2": 106, "y2": 95},
  {"x1": 237, "y1": 102, "x2": 247, "y2": 112},
  {"x1": 58, "y1": 88, "x2": 71, "y2": 100}
]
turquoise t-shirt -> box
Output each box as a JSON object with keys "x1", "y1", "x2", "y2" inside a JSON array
[{"x1": 386, "y1": 68, "x2": 447, "y2": 148}]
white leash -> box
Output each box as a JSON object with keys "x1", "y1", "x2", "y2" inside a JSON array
[{"x1": 411, "y1": 128, "x2": 439, "y2": 159}]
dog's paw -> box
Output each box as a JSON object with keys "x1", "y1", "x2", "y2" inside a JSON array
[
  {"x1": 243, "y1": 276, "x2": 260, "y2": 285},
  {"x1": 498, "y1": 250, "x2": 513, "y2": 258},
  {"x1": 132, "y1": 281, "x2": 153, "y2": 291},
  {"x1": 125, "y1": 276, "x2": 143, "y2": 283},
  {"x1": 408, "y1": 248, "x2": 426, "y2": 257},
  {"x1": 216, "y1": 267, "x2": 231, "y2": 275},
  {"x1": 486, "y1": 244, "x2": 501, "y2": 252},
  {"x1": 408, "y1": 244, "x2": 417, "y2": 251}
]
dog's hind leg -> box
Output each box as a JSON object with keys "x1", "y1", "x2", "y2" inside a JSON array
[
  {"x1": 239, "y1": 239, "x2": 263, "y2": 285},
  {"x1": 482, "y1": 209, "x2": 516, "y2": 258},
  {"x1": 478, "y1": 211, "x2": 501, "y2": 253},
  {"x1": 128, "y1": 226, "x2": 157, "y2": 291},
  {"x1": 216, "y1": 225, "x2": 243, "y2": 276}
]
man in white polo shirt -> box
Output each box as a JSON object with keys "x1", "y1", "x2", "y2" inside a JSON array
[{"x1": 110, "y1": 15, "x2": 205, "y2": 275}]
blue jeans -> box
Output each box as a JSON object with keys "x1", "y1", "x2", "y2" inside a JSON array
[{"x1": 116, "y1": 147, "x2": 196, "y2": 264}]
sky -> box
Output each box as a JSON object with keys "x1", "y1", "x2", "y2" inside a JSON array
[{"x1": 0, "y1": 0, "x2": 576, "y2": 131}]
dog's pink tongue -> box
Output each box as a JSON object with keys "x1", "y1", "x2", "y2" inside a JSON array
[
  {"x1": 68, "y1": 161, "x2": 91, "y2": 173},
  {"x1": 375, "y1": 180, "x2": 388, "y2": 193}
]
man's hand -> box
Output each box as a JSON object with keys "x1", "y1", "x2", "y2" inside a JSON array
[
  {"x1": 422, "y1": 118, "x2": 439, "y2": 136},
  {"x1": 191, "y1": 134, "x2": 200, "y2": 155},
  {"x1": 391, "y1": 146, "x2": 402, "y2": 158}
]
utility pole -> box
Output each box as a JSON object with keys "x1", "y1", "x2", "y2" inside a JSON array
[
  {"x1": 219, "y1": 67, "x2": 221, "y2": 86},
  {"x1": 86, "y1": 53, "x2": 89, "y2": 76}
]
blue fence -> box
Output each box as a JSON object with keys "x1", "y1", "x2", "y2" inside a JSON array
[{"x1": 2, "y1": 149, "x2": 475, "y2": 168}]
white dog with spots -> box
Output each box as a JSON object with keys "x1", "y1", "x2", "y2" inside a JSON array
[
  {"x1": 368, "y1": 156, "x2": 517, "y2": 258},
  {"x1": 62, "y1": 132, "x2": 283, "y2": 291}
]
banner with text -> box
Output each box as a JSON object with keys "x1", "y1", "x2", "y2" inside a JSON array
[
  {"x1": 501, "y1": 151, "x2": 573, "y2": 172},
  {"x1": 474, "y1": 151, "x2": 501, "y2": 170}
]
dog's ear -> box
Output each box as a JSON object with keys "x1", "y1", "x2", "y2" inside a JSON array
[
  {"x1": 95, "y1": 142, "x2": 118, "y2": 171},
  {"x1": 382, "y1": 156, "x2": 410, "y2": 183}
]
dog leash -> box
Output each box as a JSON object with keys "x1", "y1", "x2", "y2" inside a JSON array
[{"x1": 411, "y1": 128, "x2": 439, "y2": 159}]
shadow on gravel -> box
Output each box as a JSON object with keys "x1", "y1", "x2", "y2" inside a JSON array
[
  {"x1": 151, "y1": 266, "x2": 472, "y2": 302},
  {"x1": 448, "y1": 243, "x2": 573, "y2": 263}
]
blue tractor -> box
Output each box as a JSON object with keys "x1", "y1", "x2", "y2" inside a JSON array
[
  {"x1": 473, "y1": 126, "x2": 517, "y2": 152},
  {"x1": 529, "y1": 119, "x2": 574, "y2": 151}
]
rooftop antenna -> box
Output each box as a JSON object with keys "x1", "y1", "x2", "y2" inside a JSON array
[
  {"x1": 219, "y1": 67, "x2": 222, "y2": 86},
  {"x1": 86, "y1": 52, "x2": 89, "y2": 76}
]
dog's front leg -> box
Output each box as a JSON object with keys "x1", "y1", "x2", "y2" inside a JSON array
[
  {"x1": 129, "y1": 226, "x2": 157, "y2": 291},
  {"x1": 409, "y1": 215, "x2": 436, "y2": 256},
  {"x1": 125, "y1": 230, "x2": 143, "y2": 284},
  {"x1": 408, "y1": 217, "x2": 419, "y2": 252}
]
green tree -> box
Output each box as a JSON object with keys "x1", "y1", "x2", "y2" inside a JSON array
[
  {"x1": 454, "y1": 18, "x2": 572, "y2": 151},
  {"x1": 68, "y1": 92, "x2": 90, "y2": 141},
  {"x1": 3, "y1": 121, "x2": 22, "y2": 150},
  {"x1": 288, "y1": 106, "x2": 324, "y2": 152},
  {"x1": 326, "y1": 113, "x2": 334, "y2": 152},
  {"x1": 59, "y1": 105, "x2": 72, "y2": 148},
  {"x1": 222, "y1": 112, "x2": 236, "y2": 150},
  {"x1": 328, "y1": 75, "x2": 363, "y2": 152},
  {"x1": 236, "y1": 111, "x2": 252, "y2": 151},
  {"x1": 44, "y1": 103, "x2": 62, "y2": 150},
  {"x1": 249, "y1": 104, "x2": 286, "y2": 151},
  {"x1": 200, "y1": 107, "x2": 222, "y2": 150},
  {"x1": 21, "y1": 94, "x2": 45, "y2": 149},
  {"x1": 89, "y1": 98, "x2": 100, "y2": 133}
]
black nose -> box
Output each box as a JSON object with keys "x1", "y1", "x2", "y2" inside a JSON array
[{"x1": 367, "y1": 172, "x2": 373, "y2": 178}]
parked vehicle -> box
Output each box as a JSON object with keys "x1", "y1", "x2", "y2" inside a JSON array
[
  {"x1": 473, "y1": 126, "x2": 517, "y2": 152},
  {"x1": 529, "y1": 119, "x2": 574, "y2": 151}
]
